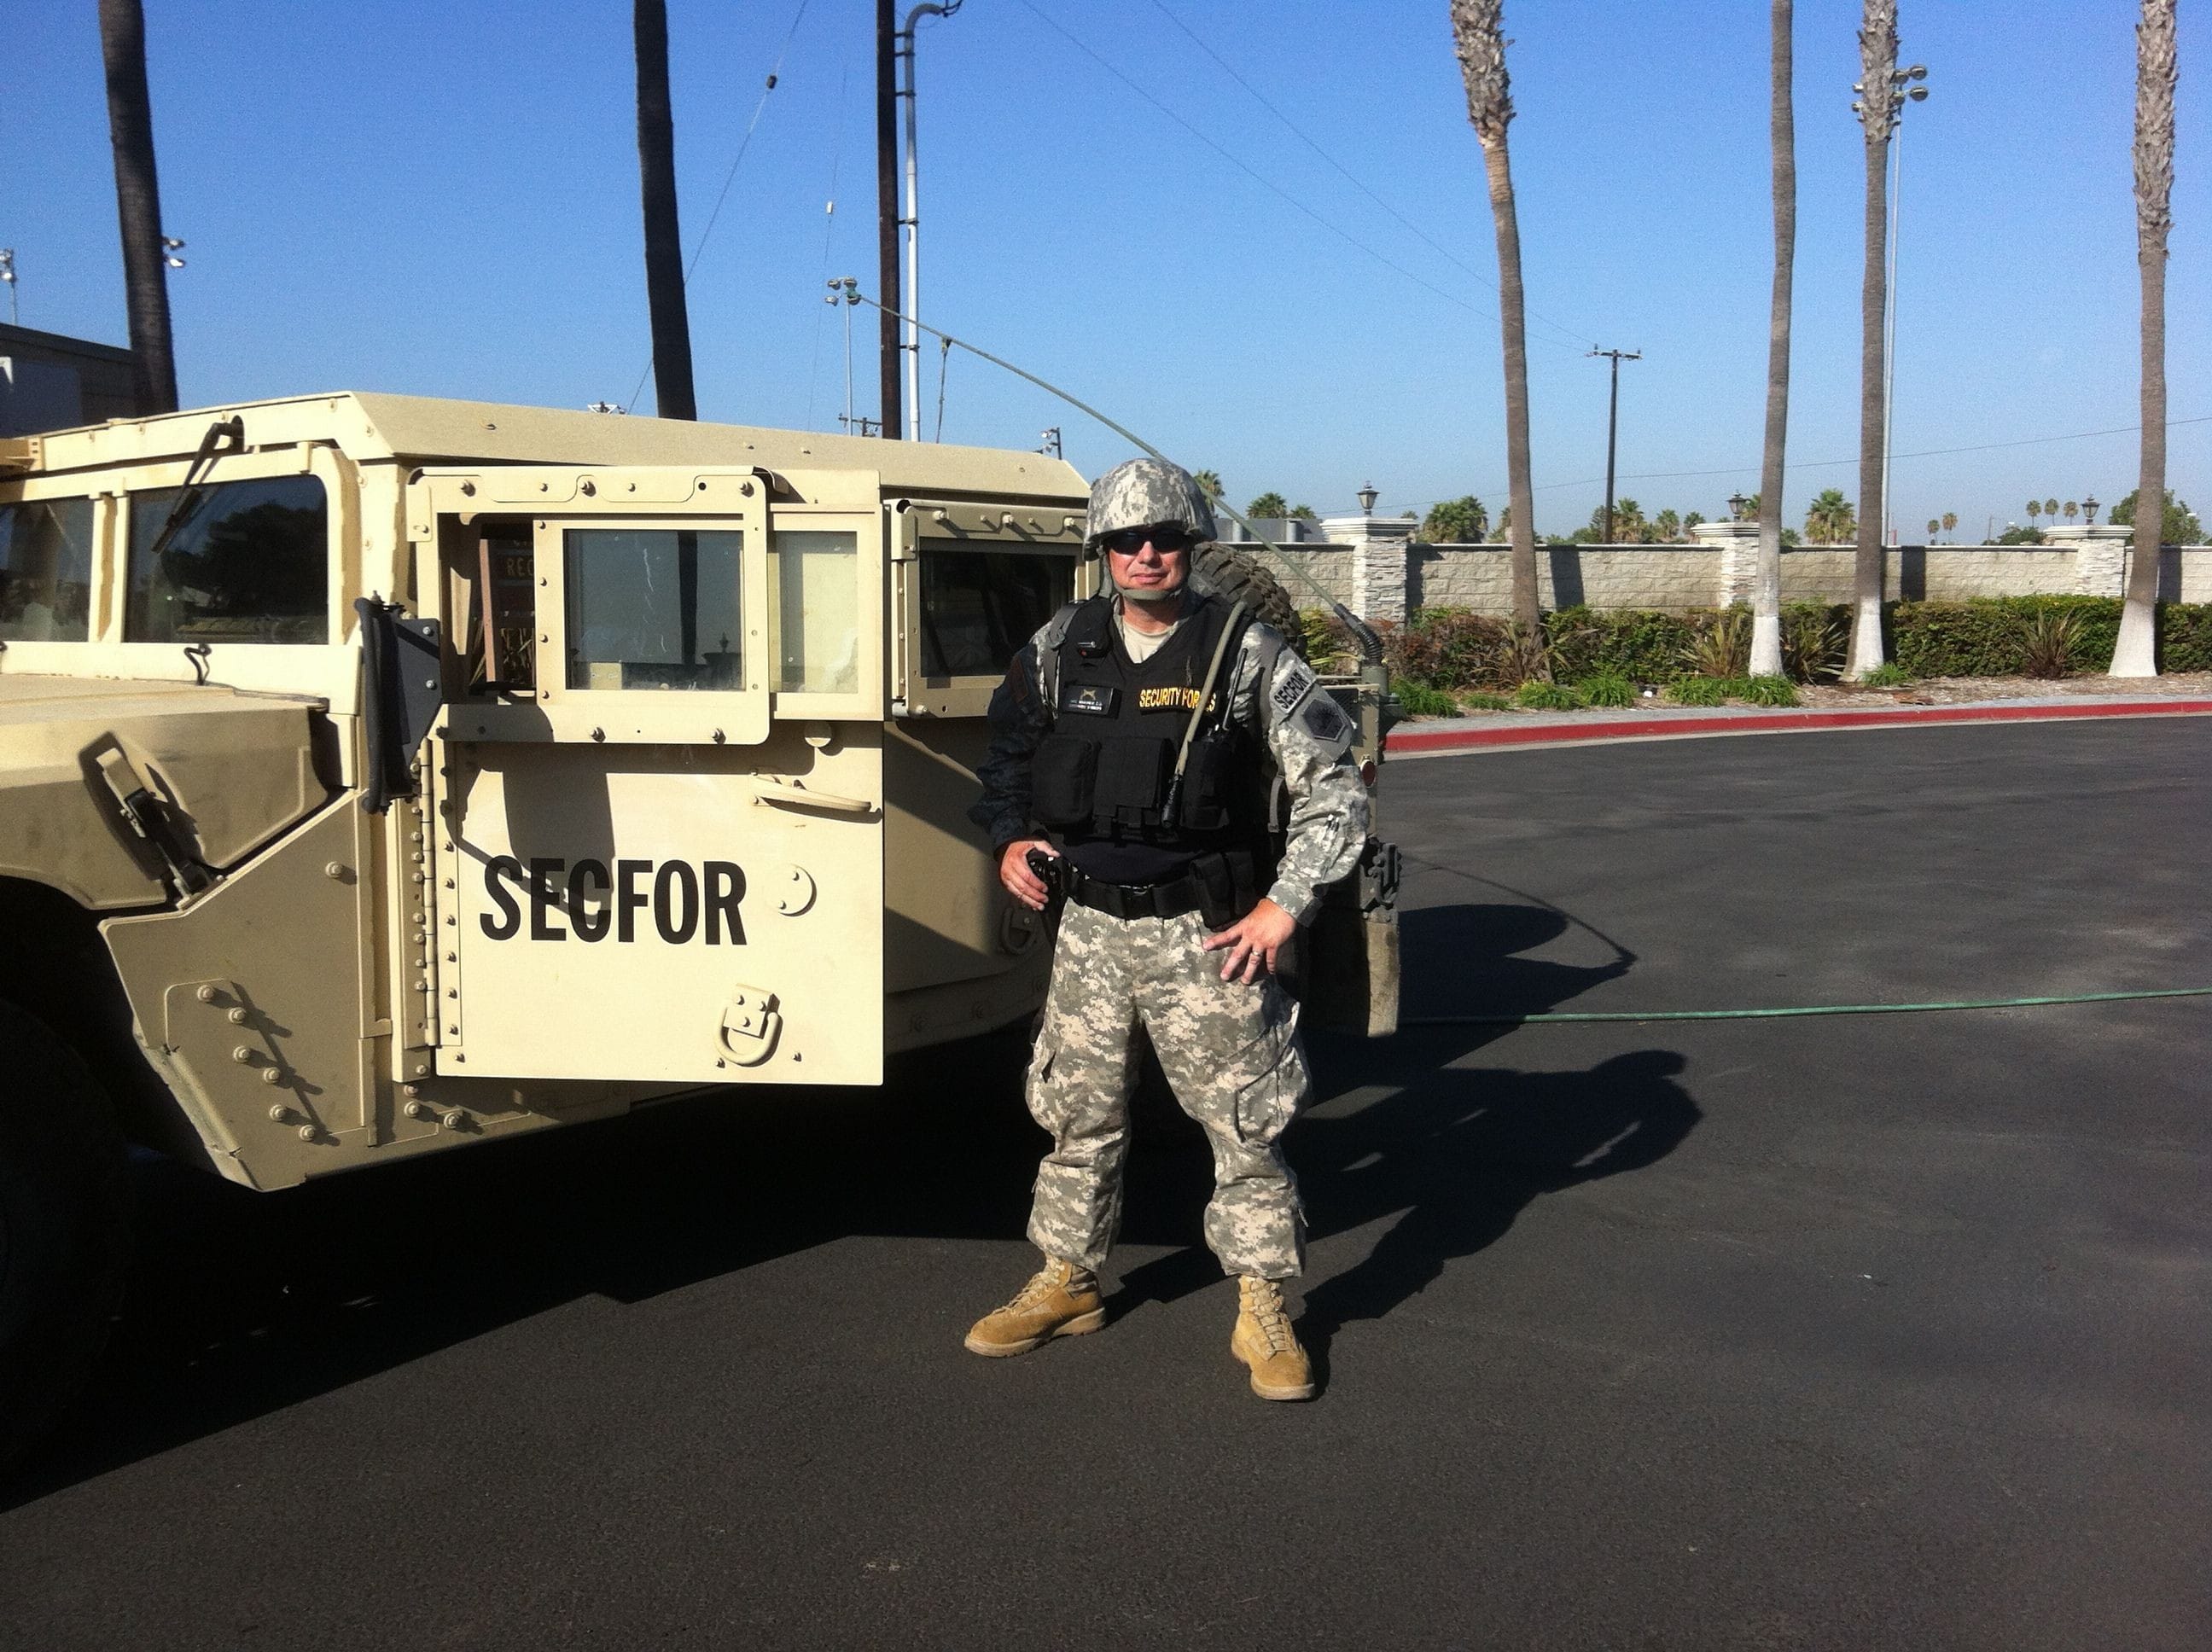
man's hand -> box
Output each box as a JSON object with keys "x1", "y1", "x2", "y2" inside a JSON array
[
  {"x1": 1202, "y1": 898, "x2": 1298, "y2": 984},
  {"x1": 999, "y1": 838, "x2": 1058, "y2": 912}
]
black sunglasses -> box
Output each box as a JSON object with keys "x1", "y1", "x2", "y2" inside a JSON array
[{"x1": 1100, "y1": 524, "x2": 1197, "y2": 555}]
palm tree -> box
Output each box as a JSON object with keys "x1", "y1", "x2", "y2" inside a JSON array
[
  {"x1": 1245, "y1": 492, "x2": 1289, "y2": 521},
  {"x1": 2064, "y1": 500, "x2": 2079, "y2": 522},
  {"x1": 634, "y1": 0, "x2": 697, "y2": 420},
  {"x1": 2116, "y1": 0, "x2": 2177, "y2": 676},
  {"x1": 1941, "y1": 510, "x2": 1958, "y2": 542},
  {"x1": 1655, "y1": 507, "x2": 1682, "y2": 541},
  {"x1": 1752, "y1": 0, "x2": 1796, "y2": 678},
  {"x1": 1925, "y1": 518, "x2": 1940, "y2": 541},
  {"x1": 2026, "y1": 499, "x2": 2041, "y2": 528},
  {"x1": 1847, "y1": 1, "x2": 1899, "y2": 678},
  {"x1": 96, "y1": 0, "x2": 178, "y2": 415},
  {"x1": 2044, "y1": 497, "x2": 2060, "y2": 522},
  {"x1": 1191, "y1": 469, "x2": 1224, "y2": 503},
  {"x1": 1451, "y1": 0, "x2": 1540, "y2": 632},
  {"x1": 1806, "y1": 487, "x2": 1855, "y2": 545}
]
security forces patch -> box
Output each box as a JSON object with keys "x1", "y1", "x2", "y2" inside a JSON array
[
  {"x1": 1301, "y1": 693, "x2": 1350, "y2": 745},
  {"x1": 1270, "y1": 658, "x2": 1317, "y2": 715},
  {"x1": 1060, "y1": 683, "x2": 1120, "y2": 716}
]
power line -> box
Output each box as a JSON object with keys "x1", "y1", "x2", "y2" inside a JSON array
[
  {"x1": 1532, "y1": 413, "x2": 2212, "y2": 493},
  {"x1": 1142, "y1": 0, "x2": 1594, "y2": 354},
  {"x1": 1016, "y1": 0, "x2": 1586, "y2": 352}
]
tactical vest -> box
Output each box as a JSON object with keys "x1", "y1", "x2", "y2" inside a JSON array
[{"x1": 1029, "y1": 594, "x2": 1269, "y2": 886}]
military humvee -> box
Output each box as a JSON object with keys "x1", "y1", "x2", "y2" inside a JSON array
[{"x1": 0, "y1": 392, "x2": 1396, "y2": 1462}]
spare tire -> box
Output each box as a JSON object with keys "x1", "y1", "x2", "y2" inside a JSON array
[{"x1": 1191, "y1": 543, "x2": 1308, "y2": 658}]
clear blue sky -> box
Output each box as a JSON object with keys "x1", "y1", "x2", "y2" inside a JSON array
[{"x1": 7, "y1": 0, "x2": 2205, "y2": 538}]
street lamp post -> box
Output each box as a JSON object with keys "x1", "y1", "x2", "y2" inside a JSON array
[
  {"x1": 1879, "y1": 64, "x2": 1929, "y2": 548},
  {"x1": 0, "y1": 249, "x2": 15, "y2": 325},
  {"x1": 1357, "y1": 482, "x2": 1378, "y2": 517},
  {"x1": 2082, "y1": 494, "x2": 2101, "y2": 526},
  {"x1": 895, "y1": 1, "x2": 961, "y2": 442}
]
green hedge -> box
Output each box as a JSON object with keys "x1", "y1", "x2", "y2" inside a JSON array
[{"x1": 1327, "y1": 596, "x2": 2212, "y2": 686}]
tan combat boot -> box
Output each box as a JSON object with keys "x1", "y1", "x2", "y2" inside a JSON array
[
  {"x1": 963, "y1": 1258, "x2": 1105, "y2": 1357},
  {"x1": 1231, "y1": 1276, "x2": 1315, "y2": 1400}
]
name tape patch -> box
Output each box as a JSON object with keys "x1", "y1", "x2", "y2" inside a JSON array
[
  {"x1": 1137, "y1": 685, "x2": 1213, "y2": 713},
  {"x1": 1270, "y1": 658, "x2": 1318, "y2": 716},
  {"x1": 1060, "y1": 683, "x2": 1120, "y2": 716}
]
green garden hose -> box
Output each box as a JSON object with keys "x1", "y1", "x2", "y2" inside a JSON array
[{"x1": 1405, "y1": 986, "x2": 2212, "y2": 1027}]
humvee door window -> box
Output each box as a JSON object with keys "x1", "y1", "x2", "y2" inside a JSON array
[
  {"x1": 918, "y1": 544, "x2": 1073, "y2": 676},
  {"x1": 0, "y1": 497, "x2": 94, "y2": 642},
  {"x1": 564, "y1": 527, "x2": 742, "y2": 690},
  {"x1": 125, "y1": 474, "x2": 329, "y2": 644},
  {"x1": 772, "y1": 529, "x2": 859, "y2": 694}
]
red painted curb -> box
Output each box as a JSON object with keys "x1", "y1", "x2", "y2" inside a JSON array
[{"x1": 1387, "y1": 697, "x2": 2212, "y2": 755}]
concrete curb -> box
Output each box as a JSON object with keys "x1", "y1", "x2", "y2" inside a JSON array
[{"x1": 1386, "y1": 697, "x2": 2212, "y2": 757}]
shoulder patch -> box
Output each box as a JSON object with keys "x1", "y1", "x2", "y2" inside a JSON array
[
  {"x1": 1301, "y1": 693, "x2": 1351, "y2": 746},
  {"x1": 1269, "y1": 657, "x2": 1318, "y2": 716}
]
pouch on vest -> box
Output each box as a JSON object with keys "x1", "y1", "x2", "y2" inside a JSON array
[
  {"x1": 1174, "y1": 726, "x2": 1239, "y2": 834},
  {"x1": 1031, "y1": 735, "x2": 1098, "y2": 828},
  {"x1": 1097, "y1": 736, "x2": 1172, "y2": 828}
]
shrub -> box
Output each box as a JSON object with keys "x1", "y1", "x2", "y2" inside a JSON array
[
  {"x1": 1861, "y1": 661, "x2": 1912, "y2": 687},
  {"x1": 1392, "y1": 681, "x2": 1458, "y2": 718},
  {"x1": 1665, "y1": 677, "x2": 1733, "y2": 706},
  {"x1": 1740, "y1": 674, "x2": 1799, "y2": 707},
  {"x1": 1781, "y1": 604, "x2": 1848, "y2": 681},
  {"x1": 1679, "y1": 607, "x2": 1751, "y2": 678},
  {"x1": 1545, "y1": 606, "x2": 1694, "y2": 681},
  {"x1": 2018, "y1": 609, "x2": 2083, "y2": 678},
  {"x1": 1577, "y1": 673, "x2": 1636, "y2": 707},
  {"x1": 1515, "y1": 680, "x2": 1584, "y2": 710},
  {"x1": 2159, "y1": 603, "x2": 2212, "y2": 672},
  {"x1": 1298, "y1": 608, "x2": 1359, "y2": 672},
  {"x1": 1459, "y1": 691, "x2": 1515, "y2": 711},
  {"x1": 1890, "y1": 596, "x2": 2116, "y2": 677}
]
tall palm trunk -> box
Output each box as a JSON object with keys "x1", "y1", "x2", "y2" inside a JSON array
[
  {"x1": 1752, "y1": 0, "x2": 1795, "y2": 678},
  {"x1": 1450, "y1": 1, "x2": 1539, "y2": 635},
  {"x1": 1847, "y1": 1, "x2": 1897, "y2": 678},
  {"x1": 2112, "y1": 0, "x2": 2176, "y2": 677},
  {"x1": 634, "y1": 0, "x2": 697, "y2": 421},
  {"x1": 96, "y1": 0, "x2": 178, "y2": 416}
]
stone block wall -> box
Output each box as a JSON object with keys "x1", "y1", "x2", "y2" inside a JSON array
[{"x1": 1220, "y1": 537, "x2": 2212, "y2": 617}]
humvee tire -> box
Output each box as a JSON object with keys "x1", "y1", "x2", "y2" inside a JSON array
[
  {"x1": 1193, "y1": 544, "x2": 1307, "y2": 657},
  {"x1": 0, "y1": 1001, "x2": 131, "y2": 1471}
]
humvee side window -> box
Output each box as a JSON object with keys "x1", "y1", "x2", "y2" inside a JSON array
[
  {"x1": 563, "y1": 527, "x2": 742, "y2": 690},
  {"x1": 918, "y1": 544, "x2": 1072, "y2": 677},
  {"x1": 0, "y1": 497, "x2": 94, "y2": 643},
  {"x1": 125, "y1": 474, "x2": 329, "y2": 644},
  {"x1": 772, "y1": 529, "x2": 859, "y2": 693}
]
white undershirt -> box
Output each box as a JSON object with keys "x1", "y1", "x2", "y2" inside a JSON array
[{"x1": 1115, "y1": 607, "x2": 1183, "y2": 665}]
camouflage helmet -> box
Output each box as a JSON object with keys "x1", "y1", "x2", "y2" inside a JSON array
[{"x1": 1083, "y1": 457, "x2": 1218, "y2": 550}]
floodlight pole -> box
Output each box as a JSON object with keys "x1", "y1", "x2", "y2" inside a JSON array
[{"x1": 895, "y1": 3, "x2": 959, "y2": 441}]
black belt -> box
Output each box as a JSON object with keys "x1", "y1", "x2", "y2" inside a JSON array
[
  {"x1": 1060, "y1": 848, "x2": 1257, "y2": 924},
  {"x1": 1063, "y1": 864, "x2": 1211, "y2": 922}
]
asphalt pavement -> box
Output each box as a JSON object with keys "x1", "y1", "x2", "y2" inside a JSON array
[{"x1": 3, "y1": 719, "x2": 2206, "y2": 1650}]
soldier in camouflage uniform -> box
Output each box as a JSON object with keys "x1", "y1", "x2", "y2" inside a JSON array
[{"x1": 963, "y1": 457, "x2": 1368, "y2": 1401}]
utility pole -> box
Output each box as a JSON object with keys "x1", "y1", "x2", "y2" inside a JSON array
[
  {"x1": 1039, "y1": 427, "x2": 1061, "y2": 457},
  {"x1": 1588, "y1": 346, "x2": 1641, "y2": 543},
  {"x1": 874, "y1": 0, "x2": 902, "y2": 439}
]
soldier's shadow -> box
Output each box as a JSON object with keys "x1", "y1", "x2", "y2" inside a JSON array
[{"x1": 1113, "y1": 902, "x2": 1700, "y2": 1369}]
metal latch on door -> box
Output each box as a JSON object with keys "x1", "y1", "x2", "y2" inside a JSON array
[{"x1": 719, "y1": 986, "x2": 783, "y2": 1067}]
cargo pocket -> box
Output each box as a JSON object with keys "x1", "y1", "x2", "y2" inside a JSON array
[
  {"x1": 1031, "y1": 736, "x2": 1097, "y2": 828},
  {"x1": 1227, "y1": 992, "x2": 1305, "y2": 1145},
  {"x1": 1096, "y1": 736, "x2": 1171, "y2": 827},
  {"x1": 1022, "y1": 1033, "x2": 1061, "y2": 1130}
]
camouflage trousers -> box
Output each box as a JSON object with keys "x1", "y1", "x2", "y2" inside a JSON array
[{"x1": 1025, "y1": 901, "x2": 1309, "y2": 1279}]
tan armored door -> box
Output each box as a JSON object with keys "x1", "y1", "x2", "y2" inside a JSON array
[{"x1": 428, "y1": 486, "x2": 887, "y2": 1086}]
